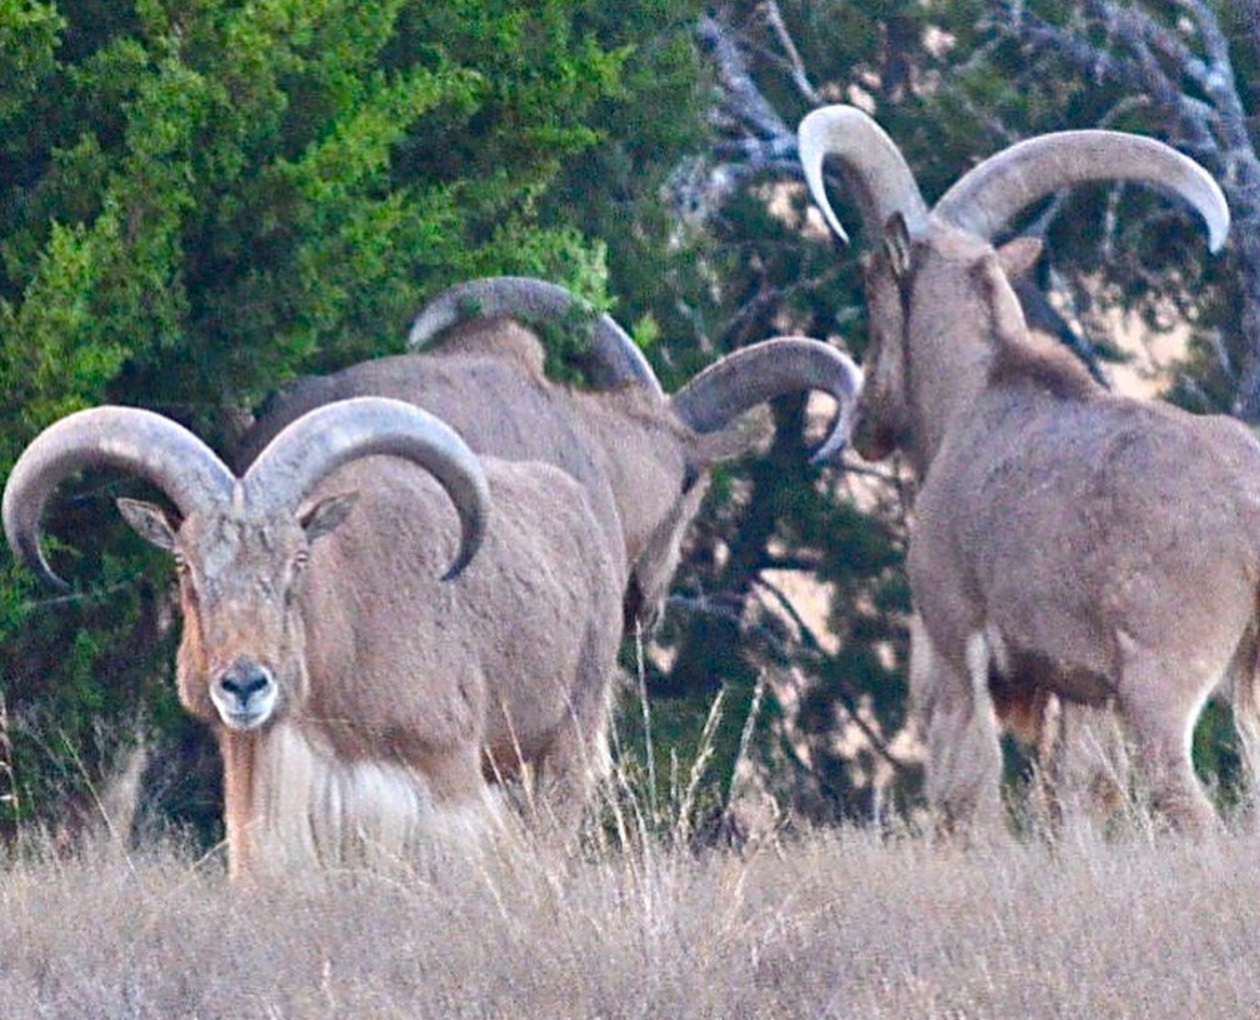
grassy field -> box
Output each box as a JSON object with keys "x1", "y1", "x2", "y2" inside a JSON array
[{"x1": 1, "y1": 814, "x2": 1257, "y2": 1020}]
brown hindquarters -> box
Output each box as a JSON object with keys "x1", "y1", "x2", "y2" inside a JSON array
[{"x1": 989, "y1": 674, "x2": 1053, "y2": 748}]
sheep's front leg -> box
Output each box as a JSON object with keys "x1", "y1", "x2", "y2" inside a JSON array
[{"x1": 917, "y1": 627, "x2": 1005, "y2": 841}]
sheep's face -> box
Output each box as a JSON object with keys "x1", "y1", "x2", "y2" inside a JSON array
[
  {"x1": 619, "y1": 407, "x2": 764, "y2": 633},
  {"x1": 853, "y1": 238, "x2": 913, "y2": 463},
  {"x1": 117, "y1": 494, "x2": 356, "y2": 730},
  {"x1": 625, "y1": 471, "x2": 711, "y2": 632},
  {"x1": 854, "y1": 217, "x2": 1041, "y2": 467}
]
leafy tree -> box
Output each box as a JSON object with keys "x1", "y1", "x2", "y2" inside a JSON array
[
  {"x1": 11, "y1": 0, "x2": 1248, "y2": 839},
  {"x1": 619, "y1": 1, "x2": 936, "y2": 824},
  {"x1": 0, "y1": 0, "x2": 707, "y2": 834},
  {"x1": 675, "y1": 0, "x2": 1259, "y2": 820}
]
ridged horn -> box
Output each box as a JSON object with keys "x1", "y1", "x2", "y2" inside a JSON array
[
  {"x1": 935, "y1": 130, "x2": 1230, "y2": 252},
  {"x1": 407, "y1": 276, "x2": 664, "y2": 397},
  {"x1": 244, "y1": 397, "x2": 491, "y2": 580},
  {"x1": 669, "y1": 337, "x2": 863, "y2": 463},
  {"x1": 3, "y1": 407, "x2": 235, "y2": 590},
  {"x1": 798, "y1": 105, "x2": 930, "y2": 243}
]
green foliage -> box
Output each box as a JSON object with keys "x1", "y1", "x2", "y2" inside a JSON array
[
  {"x1": 688, "y1": 0, "x2": 1257, "y2": 820},
  {"x1": 0, "y1": 0, "x2": 702, "y2": 832},
  {"x1": 0, "y1": 1, "x2": 63, "y2": 125},
  {"x1": 11, "y1": 0, "x2": 1245, "y2": 837}
]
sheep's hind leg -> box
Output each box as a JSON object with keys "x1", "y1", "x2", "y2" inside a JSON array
[
  {"x1": 1227, "y1": 627, "x2": 1260, "y2": 829},
  {"x1": 530, "y1": 702, "x2": 613, "y2": 847},
  {"x1": 920, "y1": 631, "x2": 1005, "y2": 842},
  {"x1": 1116, "y1": 639, "x2": 1218, "y2": 836}
]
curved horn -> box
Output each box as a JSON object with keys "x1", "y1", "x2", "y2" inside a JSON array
[
  {"x1": 798, "y1": 105, "x2": 930, "y2": 243},
  {"x1": 244, "y1": 397, "x2": 491, "y2": 580},
  {"x1": 3, "y1": 407, "x2": 235, "y2": 590},
  {"x1": 669, "y1": 338, "x2": 863, "y2": 462},
  {"x1": 407, "y1": 276, "x2": 664, "y2": 397},
  {"x1": 935, "y1": 130, "x2": 1230, "y2": 252}
]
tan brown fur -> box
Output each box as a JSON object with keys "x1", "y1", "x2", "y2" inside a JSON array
[
  {"x1": 238, "y1": 318, "x2": 761, "y2": 633},
  {"x1": 229, "y1": 286, "x2": 860, "y2": 857},
  {"x1": 161, "y1": 442, "x2": 621, "y2": 877},
  {"x1": 803, "y1": 103, "x2": 1237, "y2": 836},
  {"x1": 864, "y1": 221, "x2": 1260, "y2": 835},
  {"x1": 987, "y1": 340, "x2": 1101, "y2": 404}
]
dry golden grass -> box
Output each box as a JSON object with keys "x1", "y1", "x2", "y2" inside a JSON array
[{"x1": 1, "y1": 816, "x2": 1258, "y2": 1020}]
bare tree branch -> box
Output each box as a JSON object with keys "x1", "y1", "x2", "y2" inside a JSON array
[
  {"x1": 1243, "y1": 0, "x2": 1260, "y2": 57},
  {"x1": 665, "y1": 580, "x2": 913, "y2": 778},
  {"x1": 698, "y1": 9, "x2": 791, "y2": 143},
  {"x1": 672, "y1": 8, "x2": 802, "y2": 225},
  {"x1": 987, "y1": 0, "x2": 1260, "y2": 419},
  {"x1": 763, "y1": 1, "x2": 822, "y2": 107}
]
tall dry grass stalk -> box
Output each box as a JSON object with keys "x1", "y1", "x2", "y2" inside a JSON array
[
  {"x1": 594, "y1": 644, "x2": 779, "y2": 872},
  {"x1": 3, "y1": 817, "x2": 1260, "y2": 1019},
  {"x1": 5, "y1": 668, "x2": 1256, "y2": 1019},
  {"x1": 0, "y1": 690, "x2": 16, "y2": 822}
]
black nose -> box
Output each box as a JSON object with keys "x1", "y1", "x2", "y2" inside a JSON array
[{"x1": 218, "y1": 660, "x2": 272, "y2": 702}]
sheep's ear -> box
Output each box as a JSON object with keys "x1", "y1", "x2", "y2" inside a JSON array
[
  {"x1": 883, "y1": 213, "x2": 913, "y2": 280},
  {"x1": 117, "y1": 498, "x2": 178, "y2": 552},
  {"x1": 971, "y1": 251, "x2": 1030, "y2": 345},
  {"x1": 996, "y1": 237, "x2": 1042, "y2": 281},
  {"x1": 298, "y1": 491, "x2": 359, "y2": 543}
]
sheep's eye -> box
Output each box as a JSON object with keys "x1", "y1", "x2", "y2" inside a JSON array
[
  {"x1": 172, "y1": 554, "x2": 200, "y2": 604},
  {"x1": 292, "y1": 549, "x2": 310, "y2": 575}
]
